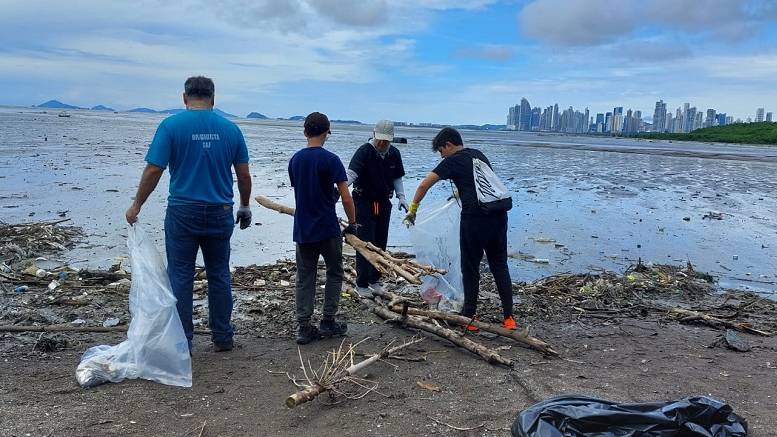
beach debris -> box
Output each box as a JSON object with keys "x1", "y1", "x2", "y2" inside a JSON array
[
  {"x1": 530, "y1": 258, "x2": 550, "y2": 264},
  {"x1": 47, "y1": 279, "x2": 60, "y2": 290},
  {"x1": 14, "y1": 285, "x2": 28, "y2": 293},
  {"x1": 702, "y1": 211, "x2": 726, "y2": 220},
  {"x1": 285, "y1": 336, "x2": 424, "y2": 408},
  {"x1": 103, "y1": 318, "x2": 121, "y2": 328},
  {"x1": 0, "y1": 219, "x2": 83, "y2": 265},
  {"x1": 711, "y1": 329, "x2": 751, "y2": 352},
  {"x1": 72, "y1": 319, "x2": 87, "y2": 326},
  {"x1": 682, "y1": 217, "x2": 691, "y2": 221},
  {"x1": 107, "y1": 278, "x2": 131, "y2": 291}
]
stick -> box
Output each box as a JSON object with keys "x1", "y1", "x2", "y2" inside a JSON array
[
  {"x1": 352, "y1": 290, "x2": 513, "y2": 367},
  {"x1": 0, "y1": 325, "x2": 212, "y2": 335},
  {"x1": 389, "y1": 304, "x2": 558, "y2": 356},
  {"x1": 255, "y1": 195, "x2": 295, "y2": 216},
  {"x1": 667, "y1": 308, "x2": 772, "y2": 336}
]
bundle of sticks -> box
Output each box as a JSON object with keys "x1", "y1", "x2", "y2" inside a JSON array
[{"x1": 255, "y1": 196, "x2": 444, "y2": 285}]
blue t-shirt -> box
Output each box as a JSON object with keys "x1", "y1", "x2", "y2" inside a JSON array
[
  {"x1": 288, "y1": 147, "x2": 347, "y2": 243},
  {"x1": 145, "y1": 110, "x2": 249, "y2": 206}
]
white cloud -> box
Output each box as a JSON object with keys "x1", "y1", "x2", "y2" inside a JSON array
[{"x1": 518, "y1": 0, "x2": 775, "y2": 47}]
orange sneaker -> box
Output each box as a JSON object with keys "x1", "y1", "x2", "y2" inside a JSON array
[
  {"x1": 462, "y1": 316, "x2": 479, "y2": 332},
  {"x1": 503, "y1": 315, "x2": 518, "y2": 330}
]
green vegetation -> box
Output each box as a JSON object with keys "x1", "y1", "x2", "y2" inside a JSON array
[{"x1": 636, "y1": 122, "x2": 777, "y2": 145}]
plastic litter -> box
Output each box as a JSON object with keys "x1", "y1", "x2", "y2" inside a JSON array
[
  {"x1": 102, "y1": 318, "x2": 121, "y2": 328},
  {"x1": 511, "y1": 395, "x2": 747, "y2": 437},
  {"x1": 47, "y1": 279, "x2": 60, "y2": 290},
  {"x1": 75, "y1": 224, "x2": 192, "y2": 388},
  {"x1": 409, "y1": 200, "x2": 463, "y2": 311},
  {"x1": 14, "y1": 285, "x2": 29, "y2": 293}
]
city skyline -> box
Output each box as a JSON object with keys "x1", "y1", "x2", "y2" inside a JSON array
[{"x1": 507, "y1": 97, "x2": 771, "y2": 134}]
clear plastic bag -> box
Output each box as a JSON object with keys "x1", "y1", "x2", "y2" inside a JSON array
[
  {"x1": 409, "y1": 200, "x2": 463, "y2": 312},
  {"x1": 76, "y1": 224, "x2": 192, "y2": 388}
]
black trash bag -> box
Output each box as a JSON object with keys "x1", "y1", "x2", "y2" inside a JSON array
[{"x1": 512, "y1": 395, "x2": 747, "y2": 437}]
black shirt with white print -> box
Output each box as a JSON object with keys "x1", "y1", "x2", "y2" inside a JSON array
[{"x1": 432, "y1": 148, "x2": 501, "y2": 216}]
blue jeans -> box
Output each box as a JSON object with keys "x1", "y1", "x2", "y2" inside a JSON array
[{"x1": 165, "y1": 204, "x2": 235, "y2": 349}]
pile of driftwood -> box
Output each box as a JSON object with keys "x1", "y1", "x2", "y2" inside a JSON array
[{"x1": 0, "y1": 219, "x2": 83, "y2": 266}]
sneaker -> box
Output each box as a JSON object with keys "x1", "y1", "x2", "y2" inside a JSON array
[
  {"x1": 296, "y1": 324, "x2": 320, "y2": 345},
  {"x1": 319, "y1": 318, "x2": 348, "y2": 337},
  {"x1": 462, "y1": 315, "x2": 479, "y2": 333},
  {"x1": 213, "y1": 340, "x2": 234, "y2": 352},
  {"x1": 503, "y1": 315, "x2": 518, "y2": 330},
  {"x1": 369, "y1": 282, "x2": 384, "y2": 294},
  {"x1": 355, "y1": 286, "x2": 373, "y2": 298}
]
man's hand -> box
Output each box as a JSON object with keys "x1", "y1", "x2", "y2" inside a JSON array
[
  {"x1": 235, "y1": 206, "x2": 252, "y2": 230},
  {"x1": 342, "y1": 223, "x2": 360, "y2": 237},
  {"x1": 402, "y1": 211, "x2": 416, "y2": 227},
  {"x1": 125, "y1": 204, "x2": 141, "y2": 225},
  {"x1": 402, "y1": 201, "x2": 420, "y2": 227},
  {"x1": 397, "y1": 194, "x2": 409, "y2": 212}
]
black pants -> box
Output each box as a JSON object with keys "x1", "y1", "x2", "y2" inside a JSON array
[
  {"x1": 295, "y1": 237, "x2": 344, "y2": 325},
  {"x1": 355, "y1": 197, "x2": 392, "y2": 287},
  {"x1": 460, "y1": 212, "x2": 513, "y2": 318}
]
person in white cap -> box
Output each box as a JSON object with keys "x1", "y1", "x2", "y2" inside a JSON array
[{"x1": 346, "y1": 120, "x2": 407, "y2": 296}]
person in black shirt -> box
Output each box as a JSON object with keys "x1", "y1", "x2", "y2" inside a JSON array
[
  {"x1": 404, "y1": 127, "x2": 517, "y2": 331},
  {"x1": 347, "y1": 120, "x2": 407, "y2": 296}
]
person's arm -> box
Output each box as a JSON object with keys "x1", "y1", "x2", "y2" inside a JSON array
[
  {"x1": 125, "y1": 164, "x2": 164, "y2": 224},
  {"x1": 338, "y1": 181, "x2": 356, "y2": 224},
  {"x1": 393, "y1": 177, "x2": 408, "y2": 211},
  {"x1": 403, "y1": 172, "x2": 440, "y2": 226},
  {"x1": 234, "y1": 163, "x2": 251, "y2": 207},
  {"x1": 234, "y1": 162, "x2": 252, "y2": 229},
  {"x1": 346, "y1": 168, "x2": 358, "y2": 186}
]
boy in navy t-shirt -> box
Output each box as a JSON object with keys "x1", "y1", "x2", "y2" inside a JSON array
[{"x1": 288, "y1": 112, "x2": 357, "y2": 344}]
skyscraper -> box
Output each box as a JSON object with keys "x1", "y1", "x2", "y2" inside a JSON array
[
  {"x1": 518, "y1": 98, "x2": 532, "y2": 131},
  {"x1": 653, "y1": 100, "x2": 667, "y2": 133},
  {"x1": 767, "y1": 112, "x2": 773, "y2": 122},
  {"x1": 717, "y1": 113, "x2": 727, "y2": 126},
  {"x1": 756, "y1": 108, "x2": 765, "y2": 122},
  {"x1": 605, "y1": 112, "x2": 613, "y2": 133},
  {"x1": 705, "y1": 109, "x2": 716, "y2": 128}
]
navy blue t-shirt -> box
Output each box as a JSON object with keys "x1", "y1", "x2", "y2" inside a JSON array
[
  {"x1": 288, "y1": 147, "x2": 347, "y2": 243},
  {"x1": 145, "y1": 109, "x2": 249, "y2": 206}
]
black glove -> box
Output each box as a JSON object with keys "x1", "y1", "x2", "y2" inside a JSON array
[{"x1": 342, "y1": 223, "x2": 359, "y2": 236}]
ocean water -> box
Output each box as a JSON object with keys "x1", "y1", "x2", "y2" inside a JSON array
[{"x1": 1, "y1": 106, "x2": 775, "y2": 295}]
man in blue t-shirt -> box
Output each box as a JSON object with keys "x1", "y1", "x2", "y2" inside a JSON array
[
  {"x1": 288, "y1": 112, "x2": 357, "y2": 344},
  {"x1": 125, "y1": 76, "x2": 252, "y2": 353}
]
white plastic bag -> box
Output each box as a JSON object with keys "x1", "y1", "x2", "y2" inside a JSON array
[
  {"x1": 75, "y1": 224, "x2": 192, "y2": 388},
  {"x1": 409, "y1": 200, "x2": 463, "y2": 312}
]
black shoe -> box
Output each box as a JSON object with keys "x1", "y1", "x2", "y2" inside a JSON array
[
  {"x1": 213, "y1": 340, "x2": 234, "y2": 352},
  {"x1": 319, "y1": 318, "x2": 348, "y2": 338},
  {"x1": 296, "y1": 325, "x2": 320, "y2": 345}
]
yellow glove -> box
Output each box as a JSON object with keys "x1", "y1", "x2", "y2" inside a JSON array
[{"x1": 403, "y1": 201, "x2": 420, "y2": 227}]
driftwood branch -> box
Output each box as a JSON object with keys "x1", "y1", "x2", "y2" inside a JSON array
[
  {"x1": 351, "y1": 289, "x2": 513, "y2": 367},
  {"x1": 286, "y1": 336, "x2": 424, "y2": 408},
  {"x1": 0, "y1": 325, "x2": 211, "y2": 335},
  {"x1": 668, "y1": 308, "x2": 772, "y2": 336},
  {"x1": 389, "y1": 304, "x2": 557, "y2": 356},
  {"x1": 256, "y1": 195, "x2": 442, "y2": 285}
]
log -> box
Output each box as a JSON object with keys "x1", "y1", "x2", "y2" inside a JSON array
[
  {"x1": 351, "y1": 290, "x2": 513, "y2": 367},
  {"x1": 0, "y1": 325, "x2": 211, "y2": 335},
  {"x1": 668, "y1": 308, "x2": 772, "y2": 336},
  {"x1": 389, "y1": 305, "x2": 558, "y2": 356},
  {"x1": 255, "y1": 195, "x2": 295, "y2": 216}
]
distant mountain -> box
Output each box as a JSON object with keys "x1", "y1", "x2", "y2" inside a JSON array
[
  {"x1": 161, "y1": 108, "x2": 185, "y2": 115},
  {"x1": 91, "y1": 105, "x2": 115, "y2": 111},
  {"x1": 288, "y1": 115, "x2": 305, "y2": 121},
  {"x1": 128, "y1": 107, "x2": 158, "y2": 113},
  {"x1": 332, "y1": 119, "x2": 362, "y2": 125},
  {"x1": 247, "y1": 112, "x2": 269, "y2": 119},
  {"x1": 37, "y1": 100, "x2": 82, "y2": 109},
  {"x1": 214, "y1": 108, "x2": 236, "y2": 118}
]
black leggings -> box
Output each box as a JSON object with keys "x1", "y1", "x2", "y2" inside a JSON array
[{"x1": 460, "y1": 212, "x2": 513, "y2": 318}]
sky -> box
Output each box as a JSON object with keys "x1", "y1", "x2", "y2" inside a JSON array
[{"x1": 1, "y1": 0, "x2": 777, "y2": 125}]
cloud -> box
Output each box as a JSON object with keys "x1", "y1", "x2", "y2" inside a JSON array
[
  {"x1": 308, "y1": 0, "x2": 389, "y2": 26},
  {"x1": 453, "y1": 44, "x2": 515, "y2": 61},
  {"x1": 518, "y1": 0, "x2": 776, "y2": 47}
]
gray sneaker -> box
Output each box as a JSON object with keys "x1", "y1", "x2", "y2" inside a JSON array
[{"x1": 355, "y1": 286, "x2": 373, "y2": 297}]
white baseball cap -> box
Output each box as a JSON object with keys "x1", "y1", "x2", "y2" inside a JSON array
[{"x1": 373, "y1": 119, "x2": 394, "y2": 141}]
